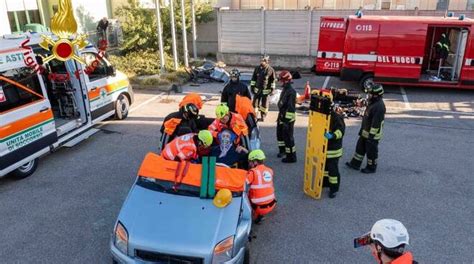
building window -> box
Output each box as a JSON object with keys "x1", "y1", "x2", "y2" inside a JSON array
[{"x1": 5, "y1": 0, "x2": 42, "y2": 33}]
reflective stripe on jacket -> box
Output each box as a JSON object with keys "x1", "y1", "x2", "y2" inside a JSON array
[
  {"x1": 247, "y1": 165, "x2": 275, "y2": 205},
  {"x1": 161, "y1": 133, "x2": 197, "y2": 161},
  {"x1": 208, "y1": 113, "x2": 249, "y2": 139}
]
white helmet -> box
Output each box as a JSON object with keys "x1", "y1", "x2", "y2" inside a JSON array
[{"x1": 370, "y1": 219, "x2": 409, "y2": 249}]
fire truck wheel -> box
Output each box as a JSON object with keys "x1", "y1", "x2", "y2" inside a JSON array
[
  {"x1": 115, "y1": 94, "x2": 130, "y2": 120},
  {"x1": 359, "y1": 74, "x2": 375, "y2": 91},
  {"x1": 11, "y1": 158, "x2": 38, "y2": 180}
]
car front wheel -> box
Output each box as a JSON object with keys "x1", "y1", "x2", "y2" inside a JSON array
[
  {"x1": 115, "y1": 94, "x2": 130, "y2": 120},
  {"x1": 11, "y1": 158, "x2": 38, "y2": 180}
]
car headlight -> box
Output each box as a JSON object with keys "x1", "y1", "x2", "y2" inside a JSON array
[
  {"x1": 114, "y1": 221, "x2": 129, "y2": 255},
  {"x1": 212, "y1": 236, "x2": 234, "y2": 264}
]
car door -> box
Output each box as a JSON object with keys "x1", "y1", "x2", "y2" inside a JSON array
[
  {"x1": 0, "y1": 66, "x2": 57, "y2": 173},
  {"x1": 81, "y1": 51, "x2": 127, "y2": 122}
]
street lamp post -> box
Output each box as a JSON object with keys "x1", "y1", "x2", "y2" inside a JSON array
[
  {"x1": 180, "y1": 0, "x2": 189, "y2": 67},
  {"x1": 170, "y1": 0, "x2": 179, "y2": 70},
  {"x1": 191, "y1": 0, "x2": 197, "y2": 60}
]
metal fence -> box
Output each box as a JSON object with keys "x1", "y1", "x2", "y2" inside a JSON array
[{"x1": 217, "y1": 9, "x2": 474, "y2": 56}]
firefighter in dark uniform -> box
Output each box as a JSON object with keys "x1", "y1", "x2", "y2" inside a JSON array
[
  {"x1": 250, "y1": 54, "x2": 276, "y2": 122},
  {"x1": 160, "y1": 103, "x2": 200, "y2": 147},
  {"x1": 276, "y1": 70, "x2": 297, "y2": 163},
  {"x1": 323, "y1": 104, "x2": 345, "y2": 198},
  {"x1": 221, "y1": 69, "x2": 251, "y2": 113},
  {"x1": 346, "y1": 84, "x2": 386, "y2": 173}
]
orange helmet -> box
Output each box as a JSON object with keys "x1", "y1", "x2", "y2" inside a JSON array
[{"x1": 279, "y1": 70, "x2": 292, "y2": 83}]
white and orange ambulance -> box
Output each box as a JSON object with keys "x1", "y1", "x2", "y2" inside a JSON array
[{"x1": 0, "y1": 33, "x2": 134, "y2": 179}]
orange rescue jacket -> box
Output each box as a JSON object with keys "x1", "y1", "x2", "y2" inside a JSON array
[
  {"x1": 161, "y1": 133, "x2": 198, "y2": 161},
  {"x1": 246, "y1": 164, "x2": 275, "y2": 205},
  {"x1": 208, "y1": 113, "x2": 249, "y2": 139}
]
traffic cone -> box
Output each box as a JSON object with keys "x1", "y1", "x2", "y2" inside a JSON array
[{"x1": 304, "y1": 81, "x2": 311, "y2": 100}]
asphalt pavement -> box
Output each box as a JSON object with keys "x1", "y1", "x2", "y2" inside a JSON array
[{"x1": 1, "y1": 74, "x2": 473, "y2": 263}]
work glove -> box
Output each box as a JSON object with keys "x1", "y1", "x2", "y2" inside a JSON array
[{"x1": 324, "y1": 132, "x2": 334, "y2": 140}]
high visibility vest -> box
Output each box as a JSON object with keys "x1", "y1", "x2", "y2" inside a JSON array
[
  {"x1": 247, "y1": 165, "x2": 275, "y2": 205},
  {"x1": 392, "y1": 252, "x2": 416, "y2": 264},
  {"x1": 161, "y1": 133, "x2": 197, "y2": 161},
  {"x1": 208, "y1": 113, "x2": 249, "y2": 139},
  {"x1": 164, "y1": 118, "x2": 182, "y2": 135}
]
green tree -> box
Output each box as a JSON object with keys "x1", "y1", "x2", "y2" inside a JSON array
[{"x1": 115, "y1": 0, "x2": 214, "y2": 55}]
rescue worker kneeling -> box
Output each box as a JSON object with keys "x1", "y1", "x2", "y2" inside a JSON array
[
  {"x1": 208, "y1": 103, "x2": 249, "y2": 144},
  {"x1": 161, "y1": 130, "x2": 213, "y2": 161},
  {"x1": 246, "y1": 149, "x2": 276, "y2": 224}
]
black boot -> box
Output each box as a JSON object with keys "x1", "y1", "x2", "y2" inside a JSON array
[
  {"x1": 328, "y1": 190, "x2": 337, "y2": 199},
  {"x1": 277, "y1": 147, "x2": 286, "y2": 158},
  {"x1": 345, "y1": 161, "x2": 360, "y2": 171},
  {"x1": 282, "y1": 153, "x2": 297, "y2": 163},
  {"x1": 361, "y1": 166, "x2": 376, "y2": 174}
]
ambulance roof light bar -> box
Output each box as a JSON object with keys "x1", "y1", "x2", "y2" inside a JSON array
[
  {"x1": 447, "y1": 12, "x2": 454, "y2": 17},
  {"x1": 355, "y1": 10, "x2": 363, "y2": 18},
  {"x1": 459, "y1": 14, "x2": 465, "y2": 20}
]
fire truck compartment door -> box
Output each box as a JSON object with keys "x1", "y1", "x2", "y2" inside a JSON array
[
  {"x1": 460, "y1": 30, "x2": 474, "y2": 87},
  {"x1": 344, "y1": 20, "x2": 380, "y2": 72},
  {"x1": 374, "y1": 23, "x2": 427, "y2": 84},
  {"x1": 316, "y1": 17, "x2": 346, "y2": 74}
]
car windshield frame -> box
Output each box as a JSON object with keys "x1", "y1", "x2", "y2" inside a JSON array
[{"x1": 137, "y1": 177, "x2": 243, "y2": 198}]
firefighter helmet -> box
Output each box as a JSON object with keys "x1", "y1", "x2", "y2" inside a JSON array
[
  {"x1": 369, "y1": 84, "x2": 384, "y2": 96},
  {"x1": 279, "y1": 70, "x2": 292, "y2": 83},
  {"x1": 181, "y1": 103, "x2": 199, "y2": 119},
  {"x1": 213, "y1": 188, "x2": 232, "y2": 208},
  {"x1": 230, "y1": 68, "x2": 240, "y2": 78},
  {"x1": 248, "y1": 149, "x2": 266, "y2": 161},
  {"x1": 370, "y1": 219, "x2": 409, "y2": 249},
  {"x1": 215, "y1": 103, "x2": 230, "y2": 119},
  {"x1": 198, "y1": 130, "x2": 213, "y2": 147}
]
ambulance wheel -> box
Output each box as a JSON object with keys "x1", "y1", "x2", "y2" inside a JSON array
[
  {"x1": 243, "y1": 245, "x2": 250, "y2": 264},
  {"x1": 11, "y1": 159, "x2": 38, "y2": 180},
  {"x1": 359, "y1": 74, "x2": 375, "y2": 91},
  {"x1": 115, "y1": 94, "x2": 130, "y2": 120}
]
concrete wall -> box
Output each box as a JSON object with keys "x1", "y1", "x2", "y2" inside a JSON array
[
  {"x1": 228, "y1": 0, "x2": 473, "y2": 10},
  {"x1": 217, "y1": 9, "x2": 474, "y2": 68}
]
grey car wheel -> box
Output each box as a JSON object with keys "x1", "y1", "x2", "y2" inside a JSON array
[
  {"x1": 11, "y1": 158, "x2": 38, "y2": 180},
  {"x1": 115, "y1": 94, "x2": 130, "y2": 120}
]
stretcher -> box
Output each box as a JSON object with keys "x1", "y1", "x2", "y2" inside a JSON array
[{"x1": 304, "y1": 90, "x2": 332, "y2": 199}]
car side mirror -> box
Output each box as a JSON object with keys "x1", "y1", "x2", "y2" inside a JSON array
[{"x1": 107, "y1": 65, "x2": 116, "y2": 76}]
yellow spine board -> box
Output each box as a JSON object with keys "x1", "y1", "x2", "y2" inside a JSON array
[{"x1": 304, "y1": 92, "x2": 332, "y2": 199}]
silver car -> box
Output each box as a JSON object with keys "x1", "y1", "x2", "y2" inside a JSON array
[{"x1": 111, "y1": 171, "x2": 252, "y2": 263}]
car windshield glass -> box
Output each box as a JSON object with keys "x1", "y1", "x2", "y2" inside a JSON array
[{"x1": 137, "y1": 177, "x2": 242, "y2": 197}]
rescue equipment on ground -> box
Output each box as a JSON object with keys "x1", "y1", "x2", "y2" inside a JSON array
[{"x1": 304, "y1": 89, "x2": 333, "y2": 199}]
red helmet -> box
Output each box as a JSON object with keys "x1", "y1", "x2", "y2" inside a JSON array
[{"x1": 279, "y1": 70, "x2": 292, "y2": 83}]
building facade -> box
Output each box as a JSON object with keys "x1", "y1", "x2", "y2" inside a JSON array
[{"x1": 0, "y1": 0, "x2": 131, "y2": 36}]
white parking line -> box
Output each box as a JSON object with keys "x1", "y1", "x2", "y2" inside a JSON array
[
  {"x1": 97, "y1": 93, "x2": 164, "y2": 128},
  {"x1": 400, "y1": 87, "x2": 411, "y2": 110},
  {"x1": 322, "y1": 76, "x2": 331, "y2": 89},
  {"x1": 129, "y1": 93, "x2": 165, "y2": 114}
]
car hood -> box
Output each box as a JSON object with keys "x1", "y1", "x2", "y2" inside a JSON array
[{"x1": 118, "y1": 184, "x2": 242, "y2": 257}]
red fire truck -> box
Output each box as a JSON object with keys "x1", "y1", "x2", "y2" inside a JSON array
[{"x1": 315, "y1": 15, "x2": 474, "y2": 90}]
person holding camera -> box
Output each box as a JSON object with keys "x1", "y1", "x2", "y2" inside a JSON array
[{"x1": 354, "y1": 219, "x2": 417, "y2": 264}]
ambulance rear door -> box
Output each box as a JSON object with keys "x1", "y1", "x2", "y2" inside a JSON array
[
  {"x1": 0, "y1": 50, "x2": 57, "y2": 174},
  {"x1": 315, "y1": 17, "x2": 346, "y2": 74},
  {"x1": 374, "y1": 21, "x2": 427, "y2": 84}
]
